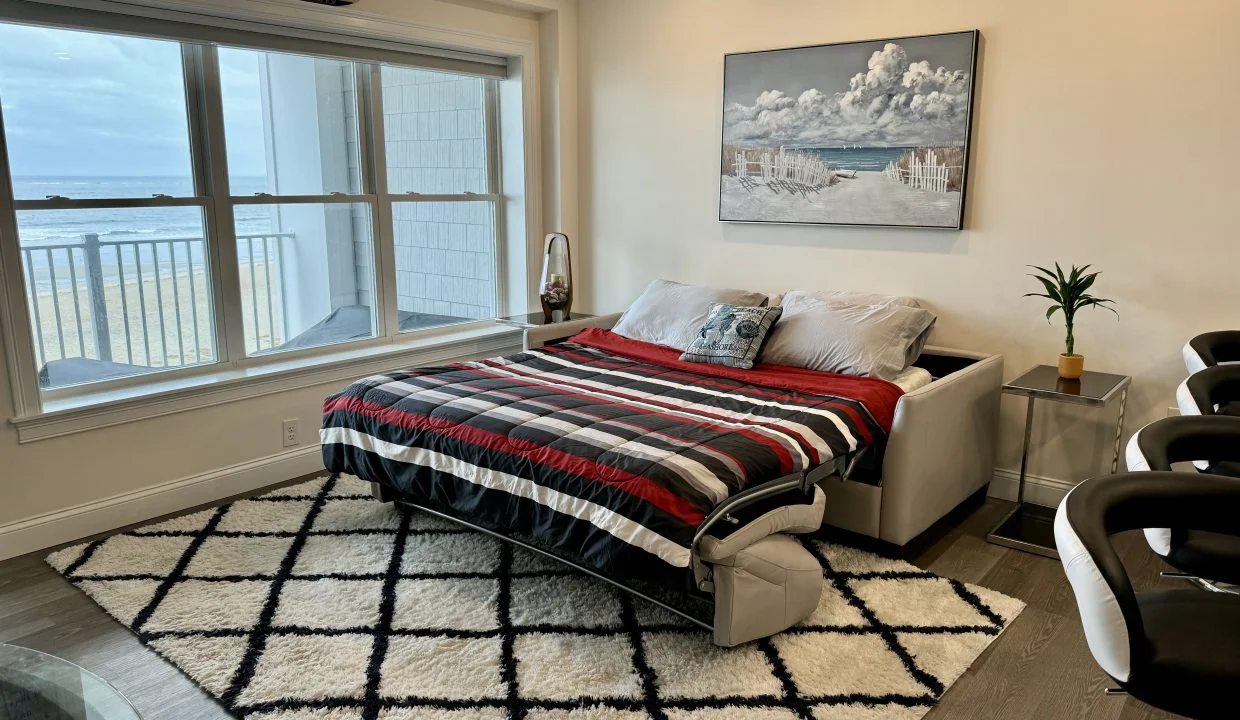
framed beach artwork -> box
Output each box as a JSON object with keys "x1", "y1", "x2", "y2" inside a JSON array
[{"x1": 719, "y1": 30, "x2": 979, "y2": 230}]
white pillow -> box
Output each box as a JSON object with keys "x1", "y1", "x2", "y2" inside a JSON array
[
  {"x1": 783, "y1": 289, "x2": 921, "y2": 310},
  {"x1": 612, "y1": 279, "x2": 768, "y2": 351},
  {"x1": 757, "y1": 299, "x2": 938, "y2": 381},
  {"x1": 781, "y1": 290, "x2": 933, "y2": 365}
]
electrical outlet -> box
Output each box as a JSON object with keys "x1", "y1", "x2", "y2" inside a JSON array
[{"x1": 282, "y1": 418, "x2": 299, "y2": 447}]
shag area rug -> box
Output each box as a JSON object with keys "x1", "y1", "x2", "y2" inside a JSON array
[{"x1": 48, "y1": 475, "x2": 1023, "y2": 720}]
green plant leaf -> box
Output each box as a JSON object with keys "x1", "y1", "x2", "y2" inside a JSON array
[
  {"x1": 1045, "y1": 305, "x2": 1061, "y2": 323},
  {"x1": 1079, "y1": 297, "x2": 1119, "y2": 319},
  {"x1": 1028, "y1": 265, "x2": 1058, "y2": 282},
  {"x1": 1027, "y1": 274, "x2": 1063, "y2": 303}
]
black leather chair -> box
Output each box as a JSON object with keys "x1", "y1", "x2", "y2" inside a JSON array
[
  {"x1": 1056, "y1": 471, "x2": 1240, "y2": 719},
  {"x1": 1126, "y1": 416, "x2": 1240, "y2": 586},
  {"x1": 1178, "y1": 364, "x2": 1240, "y2": 419},
  {"x1": 1184, "y1": 330, "x2": 1240, "y2": 374}
]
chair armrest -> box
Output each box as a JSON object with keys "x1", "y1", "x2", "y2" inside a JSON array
[
  {"x1": 1185, "y1": 330, "x2": 1240, "y2": 373},
  {"x1": 524, "y1": 312, "x2": 623, "y2": 350},
  {"x1": 877, "y1": 350, "x2": 1004, "y2": 545},
  {"x1": 1128, "y1": 415, "x2": 1240, "y2": 470}
]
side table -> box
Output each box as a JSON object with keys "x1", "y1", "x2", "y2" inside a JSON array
[{"x1": 986, "y1": 364, "x2": 1131, "y2": 559}]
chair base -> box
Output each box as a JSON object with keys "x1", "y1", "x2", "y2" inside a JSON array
[
  {"x1": 1161, "y1": 571, "x2": 1240, "y2": 594},
  {"x1": 1164, "y1": 529, "x2": 1240, "y2": 586}
]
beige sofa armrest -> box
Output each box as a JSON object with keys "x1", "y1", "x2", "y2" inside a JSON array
[
  {"x1": 524, "y1": 312, "x2": 623, "y2": 350},
  {"x1": 877, "y1": 348, "x2": 1004, "y2": 545}
]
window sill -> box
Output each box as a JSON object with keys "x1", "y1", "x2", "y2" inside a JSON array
[{"x1": 10, "y1": 323, "x2": 523, "y2": 444}]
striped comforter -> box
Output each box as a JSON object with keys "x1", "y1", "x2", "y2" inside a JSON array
[{"x1": 321, "y1": 328, "x2": 903, "y2": 586}]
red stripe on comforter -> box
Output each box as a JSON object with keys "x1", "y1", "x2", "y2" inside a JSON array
[{"x1": 565, "y1": 328, "x2": 905, "y2": 433}]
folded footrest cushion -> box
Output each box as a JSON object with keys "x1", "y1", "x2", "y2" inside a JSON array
[
  {"x1": 708, "y1": 533, "x2": 824, "y2": 646},
  {"x1": 698, "y1": 488, "x2": 826, "y2": 646}
]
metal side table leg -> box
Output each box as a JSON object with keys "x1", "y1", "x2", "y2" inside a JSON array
[
  {"x1": 1111, "y1": 387, "x2": 1129, "y2": 473},
  {"x1": 988, "y1": 395, "x2": 1059, "y2": 558},
  {"x1": 1016, "y1": 395, "x2": 1036, "y2": 507}
]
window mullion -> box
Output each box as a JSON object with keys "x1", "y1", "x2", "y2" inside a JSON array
[
  {"x1": 0, "y1": 101, "x2": 43, "y2": 415},
  {"x1": 188, "y1": 44, "x2": 246, "y2": 366},
  {"x1": 485, "y1": 78, "x2": 506, "y2": 318},
  {"x1": 364, "y1": 63, "x2": 399, "y2": 341}
]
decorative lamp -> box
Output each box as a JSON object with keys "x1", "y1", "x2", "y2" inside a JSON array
[{"x1": 539, "y1": 233, "x2": 573, "y2": 323}]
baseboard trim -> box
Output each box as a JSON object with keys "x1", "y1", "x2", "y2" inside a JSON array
[
  {"x1": 987, "y1": 468, "x2": 1077, "y2": 508},
  {"x1": 0, "y1": 445, "x2": 323, "y2": 561}
]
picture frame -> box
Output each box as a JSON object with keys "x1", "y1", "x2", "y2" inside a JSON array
[{"x1": 719, "y1": 30, "x2": 980, "y2": 230}]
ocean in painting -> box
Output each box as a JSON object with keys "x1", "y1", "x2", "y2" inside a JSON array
[{"x1": 791, "y1": 147, "x2": 913, "y2": 171}]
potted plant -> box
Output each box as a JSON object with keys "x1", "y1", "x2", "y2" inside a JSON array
[{"x1": 1025, "y1": 263, "x2": 1118, "y2": 379}]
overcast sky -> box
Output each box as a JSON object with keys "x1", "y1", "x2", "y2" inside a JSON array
[
  {"x1": 0, "y1": 21, "x2": 266, "y2": 178},
  {"x1": 723, "y1": 32, "x2": 977, "y2": 148}
]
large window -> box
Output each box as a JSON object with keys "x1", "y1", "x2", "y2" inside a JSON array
[{"x1": 0, "y1": 17, "x2": 504, "y2": 398}]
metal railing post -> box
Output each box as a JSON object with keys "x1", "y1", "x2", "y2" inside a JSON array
[{"x1": 82, "y1": 233, "x2": 112, "y2": 361}]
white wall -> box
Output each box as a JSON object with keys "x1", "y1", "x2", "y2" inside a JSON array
[
  {"x1": 0, "y1": 0, "x2": 569, "y2": 557},
  {"x1": 576, "y1": 0, "x2": 1240, "y2": 485}
]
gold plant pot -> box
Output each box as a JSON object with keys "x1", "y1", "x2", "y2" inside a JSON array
[{"x1": 1058, "y1": 353, "x2": 1085, "y2": 379}]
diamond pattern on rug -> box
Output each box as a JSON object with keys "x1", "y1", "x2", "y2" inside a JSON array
[{"x1": 46, "y1": 475, "x2": 1023, "y2": 719}]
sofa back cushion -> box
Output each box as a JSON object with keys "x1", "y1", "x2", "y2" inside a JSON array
[{"x1": 612, "y1": 279, "x2": 768, "y2": 351}]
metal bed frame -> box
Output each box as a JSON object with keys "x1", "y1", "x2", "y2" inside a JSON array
[{"x1": 350, "y1": 456, "x2": 843, "y2": 633}]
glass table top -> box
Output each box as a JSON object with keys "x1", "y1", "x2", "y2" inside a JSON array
[
  {"x1": 1003, "y1": 364, "x2": 1131, "y2": 407},
  {"x1": 0, "y1": 644, "x2": 140, "y2": 720}
]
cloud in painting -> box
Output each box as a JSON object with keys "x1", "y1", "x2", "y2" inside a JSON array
[{"x1": 724, "y1": 42, "x2": 972, "y2": 148}]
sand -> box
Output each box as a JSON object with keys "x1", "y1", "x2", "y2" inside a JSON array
[
  {"x1": 27, "y1": 263, "x2": 283, "y2": 368},
  {"x1": 718, "y1": 170, "x2": 961, "y2": 227}
]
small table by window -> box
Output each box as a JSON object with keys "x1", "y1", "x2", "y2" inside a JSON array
[
  {"x1": 0, "y1": 644, "x2": 140, "y2": 719},
  {"x1": 986, "y1": 364, "x2": 1131, "y2": 559},
  {"x1": 496, "y1": 312, "x2": 597, "y2": 329}
]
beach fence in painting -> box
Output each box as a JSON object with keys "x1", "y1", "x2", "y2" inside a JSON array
[
  {"x1": 883, "y1": 149, "x2": 958, "y2": 193},
  {"x1": 732, "y1": 147, "x2": 835, "y2": 194}
]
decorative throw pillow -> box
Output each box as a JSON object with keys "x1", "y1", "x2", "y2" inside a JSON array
[{"x1": 679, "y1": 303, "x2": 783, "y2": 369}]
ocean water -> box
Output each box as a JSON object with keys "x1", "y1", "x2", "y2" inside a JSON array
[
  {"x1": 13, "y1": 176, "x2": 280, "y2": 290},
  {"x1": 14, "y1": 175, "x2": 270, "y2": 242},
  {"x1": 796, "y1": 147, "x2": 913, "y2": 171}
]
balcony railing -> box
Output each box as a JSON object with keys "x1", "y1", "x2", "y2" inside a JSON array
[{"x1": 21, "y1": 231, "x2": 294, "y2": 375}]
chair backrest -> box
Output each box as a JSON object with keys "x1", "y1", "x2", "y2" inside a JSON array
[
  {"x1": 1184, "y1": 331, "x2": 1240, "y2": 374},
  {"x1": 1128, "y1": 416, "x2": 1240, "y2": 471},
  {"x1": 1183, "y1": 364, "x2": 1240, "y2": 416},
  {"x1": 1056, "y1": 471, "x2": 1240, "y2": 683}
]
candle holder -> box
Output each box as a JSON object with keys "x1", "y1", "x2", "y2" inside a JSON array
[{"x1": 539, "y1": 232, "x2": 573, "y2": 323}]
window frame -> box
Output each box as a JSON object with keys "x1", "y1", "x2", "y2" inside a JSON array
[{"x1": 0, "y1": 19, "x2": 508, "y2": 411}]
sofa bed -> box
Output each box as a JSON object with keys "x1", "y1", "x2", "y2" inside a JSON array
[{"x1": 321, "y1": 280, "x2": 1003, "y2": 645}]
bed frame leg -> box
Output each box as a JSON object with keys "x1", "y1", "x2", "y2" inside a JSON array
[{"x1": 370, "y1": 482, "x2": 395, "y2": 504}]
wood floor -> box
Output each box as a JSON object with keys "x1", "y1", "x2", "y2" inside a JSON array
[{"x1": 0, "y1": 486, "x2": 1187, "y2": 720}]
